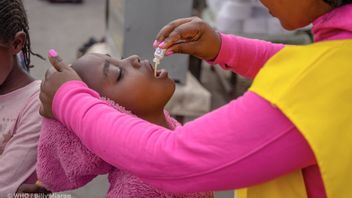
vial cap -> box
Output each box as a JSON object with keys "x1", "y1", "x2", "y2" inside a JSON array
[{"x1": 154, "y1": 48, "x2": 166, "y2": 60}]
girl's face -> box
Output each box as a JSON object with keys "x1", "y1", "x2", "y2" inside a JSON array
[
  {"x1": 0, "y1": 42, "x2": 14, "y2": 86},
  {"x1": 0, "y1": 32, "x2": 26, "y2": 87},
  {"x1": 259, "y1": 0, "x2": 332, "y2": 30},
  {"x1": 72, "y1": 53, "x2": 175, "y2": 116}
]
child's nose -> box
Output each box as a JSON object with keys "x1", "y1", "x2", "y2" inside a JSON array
[{"x1": 127, "y1": 55, "x2": 141, "y2": 69}]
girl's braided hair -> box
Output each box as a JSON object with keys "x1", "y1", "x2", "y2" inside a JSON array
[
  {"x1": 0, "y1": 0, "x2": 44, "y2": 71},
  {"x1": 324, "y1": 0, "x2": 352, "y2": 7}
]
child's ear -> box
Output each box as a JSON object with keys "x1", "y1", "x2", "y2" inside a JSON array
[{"x1": 10, "y1": 31, "x2": 26, "y2": 54}]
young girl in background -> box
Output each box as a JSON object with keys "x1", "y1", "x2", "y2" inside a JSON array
[
  {"x1": 0, "y1": 0, "x2": 48, "y2": 196},
  {"x1": 37, "y1": 52, "x2": 213, "y2": 198}
]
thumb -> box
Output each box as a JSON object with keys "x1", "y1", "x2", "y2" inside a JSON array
[{"x1": 48, "y1": 49, "x2": 69, "y2": 72}]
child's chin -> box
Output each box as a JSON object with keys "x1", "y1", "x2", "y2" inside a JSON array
[{"x1": 165, "y1": 82, "x2": 176, "y2": 101}]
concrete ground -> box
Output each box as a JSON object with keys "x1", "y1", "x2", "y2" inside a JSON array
[{"x1": 24, "y1": 0, "x2": 235, "y2": 197}]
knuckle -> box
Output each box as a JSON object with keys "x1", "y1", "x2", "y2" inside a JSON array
[
  {"x1": 195, "y1": 20, "x2": 205, "y2": 28},
  {"x1": 168, "y1": 21, "x2": 178, "y2": 29},
  {"x1": 44, "y1": 69, "x2": 50, "y2": 78},
  {"x1": 170, "y1": 29, "x2": 182, "y2": 40},
  {"x1": 40, "y1": 82, "x2": 44, "y2": 89},
  {"x1": 39, "y1": 92, "x2": 46, "y2": 103},
  {"x1": 192, "y1": 16, "x2": 201, "y2": 21},
  {"x1": 158, "y1": 27, "x2": 169, "y2": 37},
  {"x1": 173, "y1": 45, "x2": 183, "y2": 53}
]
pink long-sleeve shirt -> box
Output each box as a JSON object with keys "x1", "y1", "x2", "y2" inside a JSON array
[
  {"x1": 52, "y1": 4, "x2": 352, "y2": 198},
  {"x1": 0, "y1": 80, "x2": 41, "y2": 196}
]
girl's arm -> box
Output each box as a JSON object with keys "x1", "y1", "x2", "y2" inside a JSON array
[
  {"x1": 213, "y1": 34, "x2": 284, "y2": 79},
  {"x1": 52, "y1": 81, "x2": 316, "y2": 192},
  {"x1": 0, "y1": 94, "x2": 41, "y2": 197}
]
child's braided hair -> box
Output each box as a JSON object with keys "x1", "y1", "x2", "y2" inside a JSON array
[{"x1": 0, "y1": 0, "x2": 44, "y2": 71}]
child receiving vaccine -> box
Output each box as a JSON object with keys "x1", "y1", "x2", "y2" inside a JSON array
[{"x1": 37, "y1": 52, "x2": 214, "y2": 198}]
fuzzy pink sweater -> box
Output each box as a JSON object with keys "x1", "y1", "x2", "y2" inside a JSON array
[{"x1": 50, "y1": 4, "x2": 352, "y2": 198}]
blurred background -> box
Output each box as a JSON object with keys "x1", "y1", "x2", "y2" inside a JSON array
[{"x1": 24, "y1": 0, "x2": 312, "y2": 197}]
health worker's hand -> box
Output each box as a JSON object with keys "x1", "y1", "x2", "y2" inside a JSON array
[
  {"x1": 39, "y1": 50, "x2": 81, "y2": 118},
  {"x1": 16, "y1": 183, "x2": 51, "y2": 195},
  {"x1": 154, "y1": 17, "x2": 221, "y2": 61}
]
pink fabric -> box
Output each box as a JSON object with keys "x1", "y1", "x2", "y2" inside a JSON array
[
  {"x1": 0, "y1": 80, "x2": 41, "y2": 196},
  {"x1": 38, "y1": 99, "x2": 213, "y2": 198},
  {"x1": 52, "y1": 82, "x2": 315, "y2": 192},
  {"x1": 213, "y1": 34, "x2": 284, "y2": 79},
  {"x1": 211, "y1": 32, "x2": 307, "y2": 194},
  {"x1": 312, "y1": 4, "x2": 352, "y2": 42},
  {"x1": 51, "y1": 4, "x2": 352, "y2": 198}
]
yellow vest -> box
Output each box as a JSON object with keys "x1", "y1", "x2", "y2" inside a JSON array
[{"x1": 236, "y1": 40, "x2": 352, "y2": 198}]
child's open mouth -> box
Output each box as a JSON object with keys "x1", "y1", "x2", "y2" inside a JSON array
[
  {"x1": 147, "y1": 62, "x2": 169, "y2": 79},
  {"x1": 155, "y1": 69, "x2": 168, "y2": 79}
]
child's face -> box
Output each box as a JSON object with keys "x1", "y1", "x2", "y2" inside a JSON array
[
  {"x1": 72, "y1": 53, "x2": 175, "y2": 116},
  {"x1": 0, "y1": 42, "x2": 14, "y2": 86},
  {"x1": 0, "y1": 33, "x2": 26, "y2": 87}
]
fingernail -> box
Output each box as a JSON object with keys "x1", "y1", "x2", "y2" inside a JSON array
[
  {"x1": 165, "y1": 50, "x2": 174, "y2": 56},
  {"x1": 48, "y1": 49, "x2": 63, "y2": 62},
  {"x1": 153, "y1": 40, "x2": 160, "y2": 48},
  {"x1": 48, "y1": 49, "x2": 58, "y2": 58},
  {"x1": 158, "y1": 41, "x2": 165, "y2": 48}
]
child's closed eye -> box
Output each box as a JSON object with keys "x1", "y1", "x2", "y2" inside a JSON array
[{"x1": 116, "y1": 66, "x2": 124, "y2": 82}]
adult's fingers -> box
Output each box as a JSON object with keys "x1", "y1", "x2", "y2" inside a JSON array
[
  {"x1": 165, "y1": 30, "x2": 221, "y2": 60},
  {"x1": 48, "y1": 49, "x2": 70, "y2": 72},
  {"x1": 44, "y1": 67, "x2": 56, "y2": 80},
  {"x1": 39, "y1": 81, "x2": 53, "y2": 118},
  {"x1": 155, "y1": 17, "x2": 194, "y2": 45},
  {"x1": 39, "y1": 104, "x2": 49, "y2": 118},
  {"x1": 35, "y1": 181, "x2": 44, "y2": 187},
  {"x1": 161, "y1": 21, "x2": 203, "y2": 49},
  {"x1": 166, "y1": 41, "x2": 199, "y2": 57},
  {"x1": 16, "y1": 184, "x2": 40, "y2": 193}
]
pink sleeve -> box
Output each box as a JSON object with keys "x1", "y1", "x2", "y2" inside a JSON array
[
  {"x1": 212, "y1": 34, "x2": 284, "y2": 79},
  {"x1": 53, "y1": 81, "x2": 316, "y2": 192}
]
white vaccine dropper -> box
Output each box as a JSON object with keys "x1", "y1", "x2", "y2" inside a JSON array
[{"x1": 153, "y1": 47, "x2": 166, "y2": 77}]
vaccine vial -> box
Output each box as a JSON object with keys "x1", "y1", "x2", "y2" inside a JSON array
[
  {"x1": 154, "y1": 47, "x2": 166, "y2": 61},
  {"x1": 153, "y1": 48, "x2": 166, "y2": 77}
]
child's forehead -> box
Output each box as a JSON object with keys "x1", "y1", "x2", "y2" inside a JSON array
[
  {"x1": 77, "y1": 54, "x2": 108, "y2": 66},
  {"x1": 73, "y1": 53, "x2": 123, "y2": 74},
  {"x1": 72, "y1": 54, "x2": 104, "y2": 71},
  {"x1": 85, "y1": 53, "x2": 109, "y2": 61}
]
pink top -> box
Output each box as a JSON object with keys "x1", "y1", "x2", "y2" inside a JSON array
[
  {"x1": 51, "y1": 4, "x2": 352, "y2": 198},
  {"x1": 0, "y1": 80, "x2": 41, "y2": 196}
]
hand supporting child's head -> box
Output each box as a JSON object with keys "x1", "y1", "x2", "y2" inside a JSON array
[{"x1": 71, "y1": 53, "x2": 175, "y2": 117}]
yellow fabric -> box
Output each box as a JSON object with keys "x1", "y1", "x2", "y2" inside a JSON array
[
  {"x1": 236, "y1": 171, "x2": 307, "y2": 198},
  {"x1": 238, "y1": 40, "x2": 352, "y2": 198}
]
